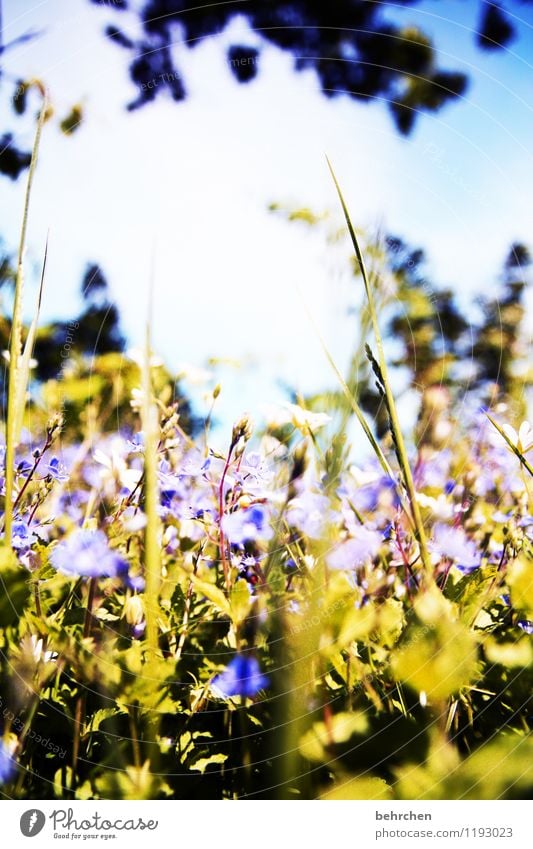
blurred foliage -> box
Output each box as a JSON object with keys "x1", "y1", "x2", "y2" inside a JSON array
[
  {"x1": 271, "y1": 204, "x2": 531, "y2": 441},
  {"x1": 1, "y1": 1, "x2": 533, "y2": 179},
  {"x1": 0, "y1": 259, "x2": 199, "y2": 438},
  {"x1": 0, "y1": 211, "x2": 531, "y2": 800},
  {"x1": 92, "y1": 0, "x2": 530, "y2": 132}
]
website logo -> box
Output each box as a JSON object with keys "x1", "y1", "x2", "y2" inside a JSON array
[{"x1": 20, "y1": 809, "x2": 46, "y2": 837}]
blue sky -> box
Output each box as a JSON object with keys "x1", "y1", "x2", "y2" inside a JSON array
[{"x1": 1, "y1": 0, "x2": 532, "y2": 430}]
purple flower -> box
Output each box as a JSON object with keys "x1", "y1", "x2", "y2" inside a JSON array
[
  {"x1": 211, "y1": 655, "x2": 268, "y2": 699},
  {"x1": 0, "y1": 739, "x2": 15, "y2": 784},
  {"x1": 221, "y1": 505, "x2": 272, "y2": 545},
  {"x1": 11, "y1": 521, "x2": 32, "y2": 551},
  {"x1": 50, "y1": 529, "x2": 129, "y2": 579},
  {"x1": 327, "y1": 526, "x2": 383, "y2": 570},
  {"x1": 429, "y1": 523, "x2": 481, "y2": 573},
  {"x1": 43, "y1": 457, "x2": 68, "y2": 482},
  {"x1": 177, "y1": 450, "x2": 210, "y2": 478},
  {"x1": 16, "y1": 459, "x2": 33, "y2": 477},
  {"x1": 517, "y1": 620, "x2": 533, "y2": 635},
  {"x1": 287, "y1": 492, "x2": 331, "y2": 539}
]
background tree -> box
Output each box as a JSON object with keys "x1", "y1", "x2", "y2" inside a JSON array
[
  {"x1": 91, "y1": 0, "x2": 530, "y2": 132},
  {"x1": 2, "y1": 0, "x2": 532, "y2": 179}
]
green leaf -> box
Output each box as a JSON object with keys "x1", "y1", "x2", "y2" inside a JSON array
[
  {"x1": 189, "y1": 752, "x2": 228, "y2": 774},
  {"x1": 485, "y1": 637, "x2": 532, "y2": 668},
  {"x1": 229, "y1": 578, "x2": 252, "y2": 626},
  {"x1": 321, "y1": 776, "x2": 393, "y2": 800},
  {"x1": 299, "y1": 712, "x2": 368, "y2": 762},
  {"x1": 507, "y1": 554, "x2": 533, "y2": 616},
  {"x1": 190, "y1": 575, "x2": 231, "y2": 618},
  {"x1": 391, "y1": 619, "x2": 479, "y2": 701},
  {"x1": 0, "y1": 546, "x2": 30, "y2": 626}
]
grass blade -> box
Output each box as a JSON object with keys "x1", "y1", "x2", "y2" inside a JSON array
[
  {"x1": 326, "y1": 156, "x2": 432, "y2": 575},
  {"x1": 12, "y1": 234, "x2": 48, "y2": 444},
  {"x1": 4, "y1": 99, "x2": 47, "y2": 544}
]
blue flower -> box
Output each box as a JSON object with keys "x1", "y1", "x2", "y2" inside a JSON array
[
  {"x1": 44, "y1": 457, "x2": 68, "y2": 482},
  {"x1": 11, "y1": 521, "x2": 32, "y2": 551},
  {"x1": 50, "y1": 529, "x2": 129, "y2": 579},
  {"x1": 0, "y1": 739, "x2": 15, "y2": 785},
  {"x1": 211, "y1": 655, "x2": 268, "y2": 699},
  {"x1": 429, "y1": 523, "x2": 481, "y2": 573},
  {"x1": 287, "y1": 492, "x2": 331, "y2": 539},
  {"x1": 517, "y1": 620, "x2": 533, "y2": 635},
  {"x1": 16, "y1": 459, "x2": 33, "y2": 477},
  {"x1": 221, "y1": 505, "x2": 272, "y2": 545},
  {"x1": 327, "y1": 526, "x2": 383, "y2": 570}
]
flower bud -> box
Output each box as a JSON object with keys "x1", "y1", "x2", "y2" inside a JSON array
[
  {"x1": 232, "y1": 413, "x2": 253, "y2": 445},
  {"x1": 124, "y1": 594, "x2": 144, "y2": 626}
]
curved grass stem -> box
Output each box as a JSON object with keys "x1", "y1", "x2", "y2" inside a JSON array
[{"x1": 326, "y1": 156, "x2": 432, "y2": 577}]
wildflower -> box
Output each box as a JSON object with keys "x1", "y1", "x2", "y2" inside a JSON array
[
  {"x1": 177, "y1": 450, "x2": 210, "y2": 478},
  {"x1": 43, "y1": 456, "x2": 68, "y2": 482},
  {"x1": 285, "y1": 403, "x2": 331, "y2": 434},
  {"x1": 415, "y1": 492, "x2": 453, "y2": 520},
  {"x1": 11, "y1": 521, "x2": 32, "y2": 551},
  {"x1": 327, "y1": 526, "x2": 383, "y2": 570},
  {"x1": 0, "y1": 738, "x2": 15, "y2": 785},
  {"x1": 501, "y1": 421, "x2": 533, "y2": 454},
  {"x1": 16, "y1": 459, "x2": 33, "y2": 477},
  {"x1": 232, "y1": 413, "x2": 254, "y2": 445},
  {"x1": 517, "y1": 620, "x2": 533, "y2": 635},
  {"x1": 127, "y1": 347, "x2": 164, "y2": 368},
  {"x1": 93, "y1": 440, "x2": 142, "y2": 495},
  {"x1": 50, "y1": 529, "x2": 129, "y2": 579},
  {"x1": 211, "y1": 654, "x2": 268, "y2": 699},
  {"x1": 221, "y1": 505, "x2": 272, "y2": 545},
  {"x1": 126, "y1": 433, "x2": 145, "y2": 453},
  {"x1": 123, "y1": 594, "x2": 144, "y2": 626},
  {"x1": 287, "y1": 491, "x2": 331, "y2": 539},
  {"x1": 22, "y1": 634, "x2": 58, "y2": 664},
  {"x1": 429, "y1": 523, "x2": 481, "y2": 573}
]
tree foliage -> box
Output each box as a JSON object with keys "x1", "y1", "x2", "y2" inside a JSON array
[{"x1": 91, "y1": 0, "x2": 529, "y2": 133}]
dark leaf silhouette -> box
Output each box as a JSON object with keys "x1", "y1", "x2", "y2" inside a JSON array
[{"x1": 0, "y1": 133, "x2": 32, "y2": 180}]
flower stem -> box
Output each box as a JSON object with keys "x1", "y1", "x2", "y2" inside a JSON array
[{"x1": 71, "y1": 577, "x2": 96, "y2": 790}]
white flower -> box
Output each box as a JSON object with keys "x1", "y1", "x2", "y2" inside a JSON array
[
  {"x1": 24, "y1": 634, "x2": 58, "y2": 664},
  {"x1": 130, "y1": 387, "x2": 144, "y2": 411},
  {"x1": 501, "y1": 421, "x2": 533, "y2": 454},
  {"x1": 286, "y1": 403, "x2": 331, "y2": 432},
  {"x1": 265, "y1": 402, "x2": 331, "y2": 433},
  {"x1": 127, "y1": 347, "x2": 164, "y2": 368},
  {"x1": 415, "y1": 492, "x2": 453, "y2": 520},
  {"x1": 94, "y1": 440, "x2": 142, "y2": 494}
]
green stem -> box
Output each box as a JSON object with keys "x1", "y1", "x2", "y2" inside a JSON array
[
  {"x1": 71, "y1": 577, "x2": 96, "y2": 790},
  {"x1": 327, "y1": 157, "x2": 432, "y2": 576}
]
